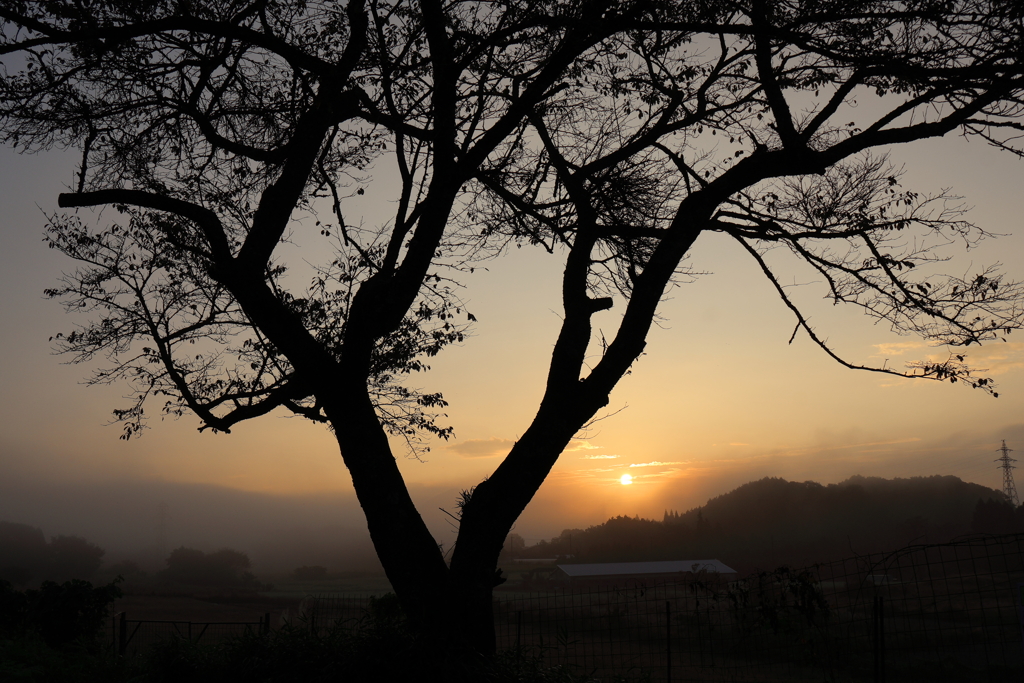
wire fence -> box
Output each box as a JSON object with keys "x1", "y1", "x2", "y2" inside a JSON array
[
  {"x1": 110, "y1": 611, "x2": 270, "y2": 657},
  {"x1": 112, "y1": 534, "x2": 1024, "y2": 680},
  {"x1": 490, "y1": 533, "x2": 1024, "y2": 682},
  {"x1": 308, "y1": 533, "x2": 1024, "y2": 682}
]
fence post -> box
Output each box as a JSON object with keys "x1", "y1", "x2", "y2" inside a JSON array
[
  {"x1": 118, "y1": 612, "x2": 126, "y2": 657},
  {"x1": 707, "y1": 604, "x2": 715, "y2": 668},
  {"x1": 873, "y1": 596, "x2": 885, "y2": 683},
  {"x1": 696, "y1": 608, "x2": 704, "y2": 668},
  {"x1": 516, "y1": 610, "x2": 522, "y2": 651},
  {"x1": 666, "y1": 601, "x2": 672, "y2": 683},
  {"x1": 264, "y1": 612, "x2": 271, "y2": 635}
]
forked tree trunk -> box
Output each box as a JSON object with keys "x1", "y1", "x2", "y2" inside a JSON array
[{"x1": 329, "y1": 398, "x2": 582, "y2": 662}]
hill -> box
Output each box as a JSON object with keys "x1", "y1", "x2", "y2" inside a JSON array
[{"x1": 514, "y1": 475, "x2": 1015, "y2": 572}]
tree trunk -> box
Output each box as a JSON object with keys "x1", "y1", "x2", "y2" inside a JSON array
[{"x1": 325, "y1": 388, "x2": 450, "y2": 624}]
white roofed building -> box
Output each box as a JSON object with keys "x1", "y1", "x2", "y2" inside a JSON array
[{"x1": 553, "y1": 559, "x2": 736, "y2": 585}]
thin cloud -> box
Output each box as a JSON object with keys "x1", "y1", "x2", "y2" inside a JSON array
[
  {"x1": 805, "y1": 437, "x2": 922, "y2": 454},
  {"x1": 871, "y1": 342, "x2": 925, "y2": 357},
  {"x1": 581, "y1": 454, "x2": 620, "y2": 460},
  {"x1": 445, "y1": 437, "x2": 514, "y2": 458},
  {"x1": 946, "y1": 342, "x2": 1024, "y2": 376},
  {"x1": 564, "y1": 439, "x2": 601, "y2": 452},
  {"x1": 873, "y1": 341, "x2": 1024, "y2": 377},
  {"x1": 626, "y1": 461, "x2": 690, "y2": 468}
]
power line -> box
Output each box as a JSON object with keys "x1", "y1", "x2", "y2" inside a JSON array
[{"x1": 996, "y1": 440, "x2": 1019, "y2": 507}]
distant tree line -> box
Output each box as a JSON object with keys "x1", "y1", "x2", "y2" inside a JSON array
[
  {"x1": 0, "y1": 521, "x2": 269, "y2": 593},
  {"x1": 971, "y1": 497, "x2": 1024, "y2": 535},
  {"x1": 511, "y1": 476, "x2": 1021, "y2": 572},
  {"x1": 0, "y1": 522, "x2": 105, "y2": 585}
]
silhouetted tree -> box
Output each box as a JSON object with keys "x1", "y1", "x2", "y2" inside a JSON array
[
  {"x1": 3, "y1": 0, "x2": 1024, "y2": 656},
  {"x1": 46, "y1": 534, "x2": 105, "y2": 582},
  {"x1": 972, "y1": 497, "x2": 1021, "y2": 535},
  {"x1": 102, "y1": 559, "x2": 149, "y2": 591},
  {"x1": 0, "y1": 524, "x2": 106, "y2": 583},
  {"x1": 498, "y1": 533, "x2": 526, "y2": 563},
  {"x1": 0, "y1": 522, "x2": 48, "y2": 585},
  {"x1": 163, "y1": 546, "x2": 259, "y2": 588}
]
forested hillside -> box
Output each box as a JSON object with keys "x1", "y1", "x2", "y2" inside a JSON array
[{"x1": 513, "y1": 476, "x2": 1019, "y2": 572}]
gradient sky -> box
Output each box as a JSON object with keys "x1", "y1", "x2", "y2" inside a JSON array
[{"x1": 2, "y1": 126, "x2": 1024, "y2": 550}]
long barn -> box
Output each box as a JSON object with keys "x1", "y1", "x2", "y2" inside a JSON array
[{"x1": 553, "y1": 559, "x2": 736, "y2": 585}]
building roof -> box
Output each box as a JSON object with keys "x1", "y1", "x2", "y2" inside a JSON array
[{"x1": 556, "y1": 559, "x2": 736, "y2": 578}]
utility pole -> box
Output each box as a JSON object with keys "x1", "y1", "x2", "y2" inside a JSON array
[{"x1": 996, "y1": 441, "x2": 1019, "y2": 507}]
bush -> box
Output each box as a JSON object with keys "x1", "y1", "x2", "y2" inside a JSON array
[
  {"x1": 0, "y1": 634, "x2": 136, "y2": 683},
  {"x1": 0, "y1": 580, "x2": 30, "y2": 639},
  {"x1": 101, "y1": 560, "x2": 149, "y2": 593},
  {"x1": 0, "y1": 522, "x2": 49, "y2": 585},
  {"x1": 0, "y1": 523, "x2": 107, "y2": 585},
  {"x1": 162, "y1": 547, "x2": 264, "y2": 590},
  {"x1": 48, "y1": 536, "x2": 105, "y2": 582},
  {"x1": 0, "y1": 578, "x2": 121, "y2": 650}
]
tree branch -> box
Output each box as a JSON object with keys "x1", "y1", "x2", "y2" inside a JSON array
[{"x1": 58, "y1": 189, "x2": 232, "y2": 263}]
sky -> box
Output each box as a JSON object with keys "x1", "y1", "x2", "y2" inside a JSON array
[{"x1": 2, "y1": 120, "x2": 1024, "y2": 565}]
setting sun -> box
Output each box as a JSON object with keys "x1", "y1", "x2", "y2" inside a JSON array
[{"x1": 620, "y1": 474, "x2": 633, "y2": 486}]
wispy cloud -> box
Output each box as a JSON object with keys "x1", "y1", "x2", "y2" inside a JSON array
[
  {"x1": 871, "y1": 341, "x2": 1024, "y2": 377},
  {"x1": 871, "y1": 342, "x2": 926, "y2": 357},
  {"x1": 948, "y1": 342, "x2": 1024, "y2": 376},
  {"x1": 445, "y1": 437, "x2": 514, "y2": 458},
  {"x1": 626, "y1": 461, "x2": 690, "y2": 468},
  {"x1": 564, "y1": 439, "x2": 601, "y2": 452},
  {"x1": 581, "y1": 454, "x2": 620, "y2": 460},
  {"x1": 774, "y1": 436, "x2": 922, "y2": 458}
]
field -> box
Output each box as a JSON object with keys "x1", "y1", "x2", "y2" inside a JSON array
[{"x1": 111, "y1": 571, "x2": 392, "y2": 628}]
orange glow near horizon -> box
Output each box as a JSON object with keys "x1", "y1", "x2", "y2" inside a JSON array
[{"x1": 2, "y1": 134, "x2": 1024, "y2": 545}]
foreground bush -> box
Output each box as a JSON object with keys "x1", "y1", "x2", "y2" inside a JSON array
[
  {"x1": 0, "y1": 579, "x2": 121, "y2": 650},
  {"x1": 0, "y1": 578, "x2": 124, "y2": 682}
]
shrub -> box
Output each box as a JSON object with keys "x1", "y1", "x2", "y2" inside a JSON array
[
  {"x1": 102, "y1": 560, "x2": 149, "y2": 592},
  {"x1": 0, "y1": 522, "x2": 49, "y2": 585},
  {"x1": 48, "y1": 535, "x2": 105, "y2": 582},
  {"x1": 0, "y1": 578, "x2": 121, "y2": 650},
  {"x1": 162, "y1": 547, "x2": 264, "y2": 590}
]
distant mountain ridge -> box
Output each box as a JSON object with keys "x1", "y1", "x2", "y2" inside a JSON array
[{"x1": 515, "y1": 475, "x2": 1012, "y2": 573}]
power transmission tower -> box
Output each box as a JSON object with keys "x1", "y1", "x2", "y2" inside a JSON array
[{"x1": 996, "y1": 440, "x2": 1019, "y2": 507}]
